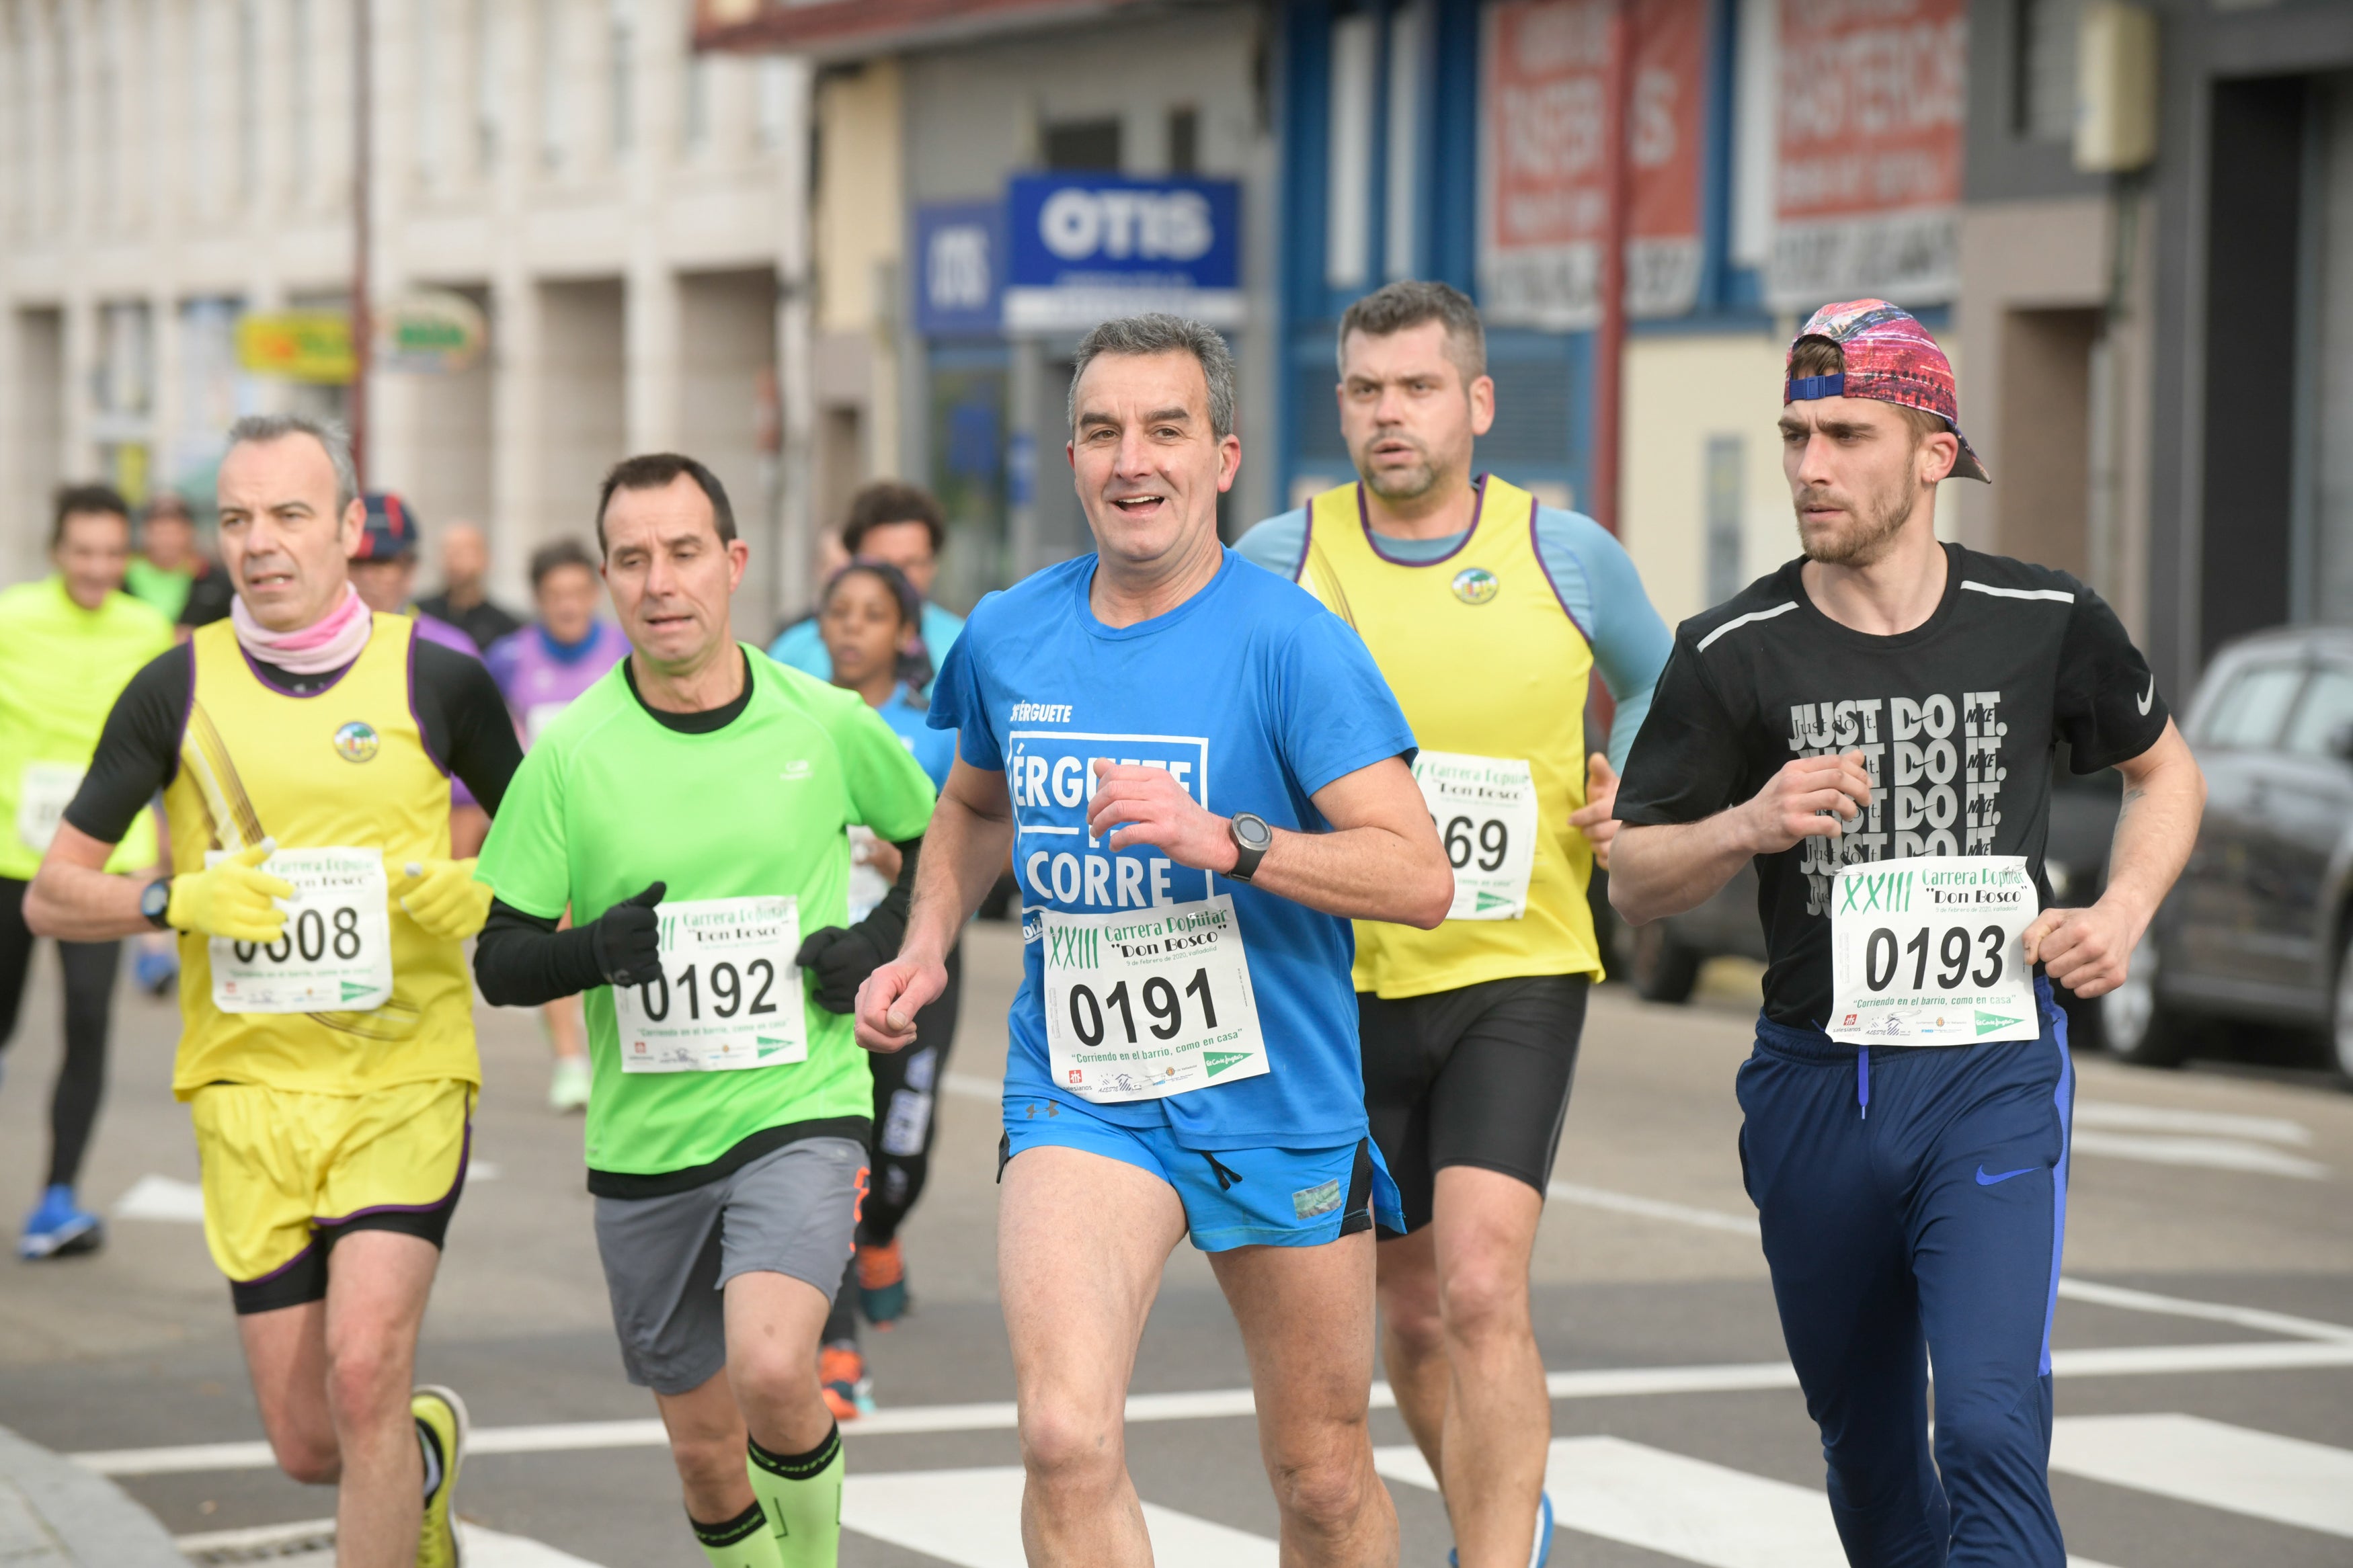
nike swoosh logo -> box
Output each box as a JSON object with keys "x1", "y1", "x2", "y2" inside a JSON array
[
  {"x1": 2137, "y1": 675, "x2": 2155, "y2": 716},
  {"x1": 1976, "y1": 1165, "x2": 2037, "y2": 1186}
]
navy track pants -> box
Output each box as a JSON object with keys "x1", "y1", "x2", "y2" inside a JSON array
[{"x1": 1737, "y1": 977, "x2": 2074, "y2": 1568}]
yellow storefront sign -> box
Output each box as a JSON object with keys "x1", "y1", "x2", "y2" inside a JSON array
[{"x1": 235, "y1": 313, "x2": 356, "y2": 384}]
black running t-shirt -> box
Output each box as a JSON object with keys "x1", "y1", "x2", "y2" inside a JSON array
[{"x1": 1613, "y1": 545, "x2": 2170, "y2": 1028}]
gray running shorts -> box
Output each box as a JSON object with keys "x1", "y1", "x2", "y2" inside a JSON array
[{"x1": 592, "y1": 1136, "x2": 867, "y2": 1395}]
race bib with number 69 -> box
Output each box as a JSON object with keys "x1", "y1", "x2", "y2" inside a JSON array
[
  {"x1": 208, "y1": 846, "x2": 394, "y2": 1014},
  {"x1": 1414, "y1": 751, "x2": 1539, "y2": 920},
  {"x1": 1827, "y1": 855, "x2": 2041, "y2": 1046},
  {"x1": 1041, "y1": 895, "x2": 1269, "y2": 1102},
  {"x1": 612, "y1": 895, "x2": 807, "y2": 1073}
]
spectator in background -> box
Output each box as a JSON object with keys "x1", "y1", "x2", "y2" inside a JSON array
[
  {"x1": 416, "y1": 519, "x2": 523, "y2": 653},
  {"x1": 124, "y1": 493, "x2": 235, "y2": 632},
  {"x1": 767, "y1": 481, "x2": 965, "y2": 684},
  {"x1": 483, "y1": 539, "x2": 629, "y2": 1114},
  {"x1": 350, "y1": 493, "x2": 493, "y2": 857}
]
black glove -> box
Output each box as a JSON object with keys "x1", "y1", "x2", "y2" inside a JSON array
[
  {"x1": 796, "y1": 923, "x2": 889, "y2": 1015},
  {"x1": 592, "y1": 882, "x2": 666, "y2": 987}
]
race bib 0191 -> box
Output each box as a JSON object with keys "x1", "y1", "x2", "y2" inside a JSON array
[
  {"x1": 612, "y1": 895, "x2": 807, "y2": 1073},
  {"x1": 1041, "y1": 895, "x2": 1269, "y2": 1103},
  {"x1": 1414, "y1": 751, "x2": 1539, "y2": 920},
  {"x1": 1827, "y1": 855, "x2": 2041, "y2": 1046},
  {"x1": 15, "y1": 761, "x2": 85, "y2": 854},
  {"x1": 208, "y1": 846, "x2": 394, "y2": 1014}
]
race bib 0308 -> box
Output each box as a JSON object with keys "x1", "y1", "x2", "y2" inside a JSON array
[
  {"x1": 1414, "y1": 751, "x2": 1538, "y2": 920},
  {"x1": 1041, "y1": 894, "x2": 1269, "y2": 1103},
  {"x1": 208, "y1": 846, "x2": 394, "y2": 1014},
  {"x1": 612, "y1": 895, "x2": 807, "y2": 1073},
  {"x1": 15, "y1": 761, "x2": 85, "y2": 854},
  {"x1": 1827, "y1": 855, "x2": 2041, "y2": 1046}
]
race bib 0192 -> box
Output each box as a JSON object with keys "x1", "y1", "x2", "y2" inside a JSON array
[
  {"x1": 208, "y1": 846, "x2": 394, "y2": 1014},
  {"x1": 15, "y1": 761, "x2": 85, "y2": 854},
  {"x1": 1041, "y1": 895, "x2": 1269, "y2": 1103},
  {"x1": 1414, "y1": 751, "x2": 1539, "y2": 920},
  {"x1": 612, "y1": 895, "x2": 807, "y2": 1073},
  {"x1": 1827, "y1": 855, "x2": 2041, "y2": 1046}
]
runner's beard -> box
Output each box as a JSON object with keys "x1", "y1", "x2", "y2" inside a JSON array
[
  {"x1": 1356, "y1": 434, "x2": 1441, "y2": 502},
  {"x1": 1796, "y1": 481, "x2": 1915, "y2": 567}
]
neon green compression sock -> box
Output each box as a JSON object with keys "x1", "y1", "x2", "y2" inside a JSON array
[
  {"x1": 746, "y1": 1424, "x2": 844, "y2": 1568},
  {"x1": 689, "y1": 1500, "x2": 784, "y2": 1568}
]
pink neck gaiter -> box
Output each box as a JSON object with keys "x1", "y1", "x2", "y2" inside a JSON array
[{"x1": 231, "y1": 583, "x2": 374, "y2": 675}]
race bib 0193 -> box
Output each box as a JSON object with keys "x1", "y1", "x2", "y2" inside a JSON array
[
  {"x1": 1827, "y1": 855, "x2": 2041, "y2": 1046},
  {"x1": 1041, "y1": 895, "x2": 1269, "y2": 1103},
  {"x1": 208, "y1": 846, "x2": 394, "y2": 1014},
  {"x1": 1414, "y1": 751, "x2": 1539, "y2": 920},
  {"x1": 612, "y1": 895, "x2": 807, "y2": 1073},
  {"x1": 15, "y1": 761, "x2": 85, "y2": 854}
]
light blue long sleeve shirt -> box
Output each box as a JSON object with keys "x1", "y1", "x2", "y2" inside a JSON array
[{"x1": 1234, "y1": 498, "x2": 1673, "y2": 772}]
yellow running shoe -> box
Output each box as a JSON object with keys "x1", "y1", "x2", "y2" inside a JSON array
[{"x1": 412, "y1": 1383, "x2": 469, "y2": 1567}]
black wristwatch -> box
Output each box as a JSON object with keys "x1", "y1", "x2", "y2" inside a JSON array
[
  {"x1": 141, "y1": 878, "x2": 174, "y2": 930},
  {"x1": 1226, "y1": 813, "x2": 1273, "y2": 883}
]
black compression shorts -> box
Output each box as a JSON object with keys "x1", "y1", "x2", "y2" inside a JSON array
[{"x1": 1359, "y1": 973, "x2": 1589, "y2": 1234}]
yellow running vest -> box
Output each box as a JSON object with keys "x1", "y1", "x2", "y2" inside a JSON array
[
  {"x1": 1300, "y1": 477, "x2": 1603, "y2": 997},
  {"x1": 163, "y1": 616, "x2": 478, "y2": 1099}
]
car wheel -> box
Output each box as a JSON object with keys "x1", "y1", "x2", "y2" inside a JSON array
[
  {"x1": 2101, "y1": 931, "x2": 2188, "y2": 1068},
  {"x1": 2332, "y1": 934, "x2": 2353, "y2": 1086},
  {"x1": 1628, "y1": 922, "x2": 1703, "y2": 1005}
]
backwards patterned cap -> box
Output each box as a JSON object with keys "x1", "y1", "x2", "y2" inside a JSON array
[
  {"x1": 354, "y1": 492, "x2": 420, "y2": 561},
  {"x1": 1784, "y1": 299, "x2": 1989, "y2": 483}
]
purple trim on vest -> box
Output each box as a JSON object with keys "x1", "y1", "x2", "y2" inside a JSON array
[
  {"x1": 1358, "y1": 474, "x2": 1490, "y2": 567},
  {"x1": 315, "y1": 1112, "x2": 472, "y2": 1227},
  {"x1": 1529, "y1": 493, "x2": 1594, "y2": 646},
  {"x1": 234, "y1": 638, "x2": 360, "y2": 698}
]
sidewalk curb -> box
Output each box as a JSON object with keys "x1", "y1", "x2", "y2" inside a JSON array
[{"x1": 0, "y1": 1421, "x2": 193, "y2": 1566}]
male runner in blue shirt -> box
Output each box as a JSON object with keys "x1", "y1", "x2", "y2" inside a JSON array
[{"x1": 857, "y1": 313, "x2": 1454, "y2": 1567}]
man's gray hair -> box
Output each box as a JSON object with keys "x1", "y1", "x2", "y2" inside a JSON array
[
  {"x1": 1338, "y1": 279, "x2": 1487, "y2": 383},
  {"x1": 225, "y1": 413, "x2": 360, "y2": 515},
  {"x1": 1068, "y1": 314, "x2": 1238, "y2": 440}
]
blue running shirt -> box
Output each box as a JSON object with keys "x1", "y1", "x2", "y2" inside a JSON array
[{"x1": 930, "y1": 549, "x2": 1417, "y2": 1150}]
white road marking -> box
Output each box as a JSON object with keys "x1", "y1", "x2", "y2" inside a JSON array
[
  {"x1": 2052, "y1": 1413, "x2": 2353, "y2": 1539},
  {"x1": 2073, "y1": 1099, "x2": 2311, "y2": 1145},
  {"x1": 173, "y1": 1518, "x2": 602, "y2": 1565},
  {"x1": 112, "y1": 1174, "x2": 204, "y2": 1223},
  {"x1": 1377, "y1": 1440, "x2": 2122, "y2": 1568},
  {"x1": 1548, "y1": 1181, "x2": 1760, "y2": 1235},
  {"x1": 71, "y1": 1339, "x2": 2353, "y2": 1477},
  {"x1": 943, "y1": 1071, "x2": 1000, "y2": 1103},
  {"x1": 2069, "y1": 1128, "x2": 2328, "y2": 1180},
  {"x1": 843, "y1": 1465, "x2": 1277, "y2": 1567}
]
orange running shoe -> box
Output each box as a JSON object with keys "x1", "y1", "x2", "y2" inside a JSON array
[
  {"x1": 819, "y1": 1341, "x2": 871, "y2": 1420},
  {"x1": 856, "y1": 1238, "x2": 908, "y2": 1329}
]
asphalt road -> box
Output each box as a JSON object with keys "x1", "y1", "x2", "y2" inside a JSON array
[{"x1": 1, "y1": 921, "x2": 2349, "y2": 1567}]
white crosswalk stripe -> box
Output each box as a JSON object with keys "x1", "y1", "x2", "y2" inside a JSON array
[
  {"x1": 2051, "y1": 1413, "x2": 2353, "y2": 1540},
  {"x1": 842, "y1": 1466, "x2": 1279, "y2": 1567},
  {"x1": 1378, "y1": 1440, "x2": 2122, "y2": 1568},
  {"x1": 173, "y1": 1518, "x2": 603, "y2": 1565}
]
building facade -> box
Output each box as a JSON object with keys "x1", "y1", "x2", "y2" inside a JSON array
[{"x1": 1, "y1": 0, "x2": 813, "y2": 631}]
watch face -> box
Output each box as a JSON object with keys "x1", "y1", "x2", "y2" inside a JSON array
[{"x1": 1236, "y1": 815, "x2": 1273, "y2": 849}]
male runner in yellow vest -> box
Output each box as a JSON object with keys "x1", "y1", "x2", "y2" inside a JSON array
[
  {"x1": 26, "y1": 414, "x2": 523, "y2": 1568},
  {"x1": 1239, "y1": 281, "x2": 1673, "y2": 1568}
]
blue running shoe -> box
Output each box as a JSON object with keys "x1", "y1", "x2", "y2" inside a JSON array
[
  {"x1": 1447, "y1": 1492, "x2": 1554, "y2": 1568},
  {"x1": 19, "y1": 1186, "x2": 104, "y2": 1260},
  {"x1": 134, "y1": 941, "x2": 179, "y2": 997}
]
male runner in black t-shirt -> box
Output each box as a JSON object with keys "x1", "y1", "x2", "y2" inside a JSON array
[{"x1": 1609, "y1": 300, "x2": 2205, "y2": 1568}]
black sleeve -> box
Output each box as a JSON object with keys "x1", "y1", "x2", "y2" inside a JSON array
[
  {"x1": 180, "y1": 568, "x2": 235, "y2": 629},
  {"x1": 413, "y1": 641, "x2": 526, "y2": 816},
  {"x1": 62, "y1": 645, "x2": 193, "y2": 845},
  {"x1": 1614, "y1": 640, "x2": 1749, "y2": 825},
  {"x1": 473, "y1": 899, "x2": 606, "y2": 1007},
  {"x1": 2054, "y1": 584, "x2": 2171, "y2": 772}
]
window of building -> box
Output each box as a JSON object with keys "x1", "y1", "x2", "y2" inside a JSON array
[
  {"x1": 684, "y1": 51, "x2": 713, "y2": 152},
  {"x1": 608, "y1": 0, "x2": 633, "y2": 157},
  {"x1": 2016, "y1": 0, "x2": 2080, "y2": 143},
  {"x1": 95, "y1": 0, "x2": 120, "y2": 221},
  {"x1": 1704, "y1": 436, "x2": 1745, "y2": 606},
  {"x1": 54, "y1": 1, "x2": 75, "y2": 219},
  {"x1": 415, "y1": 1, "x2": 442, "y2": 183},
  {"x1": 1167, "y1": 105, "x2": 1197, "y2": 174},
  {"x1": 1325, "y1": 7, "x2": 1376, "y2": 289},
  {"x1": 539, "y1": 0, "x2": 566, "y2": 169},
  {"x1": 1043, "y1": 117, "x2": 1121, "y2": 171},
  {"x1": 236, "y1": 0, "x2": 258, "y2": 199},
  {"x1": 290, "y1": 0, "x2": 311, "y2": 195},
  {"x1": 756, "y1": 53, "x2": 791, "y2": 150},
  {"x1": 1384, "y1": 0, "x2": 1427, "y2": 281}
]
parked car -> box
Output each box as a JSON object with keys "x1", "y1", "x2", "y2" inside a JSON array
[
  {"x1": 1604, "y1": 753, "x2": 2123, "y2": 1022},
  {"x1": 2101, "y1": 626, "x2": 2353, "y2": 1081}
]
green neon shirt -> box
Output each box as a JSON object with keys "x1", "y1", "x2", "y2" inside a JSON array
[{"x1": 476, "y1": 647, "x2": 937, "y2": 1180}]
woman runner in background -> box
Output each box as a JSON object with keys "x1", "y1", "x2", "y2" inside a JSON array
[{"x1": 814, "y1": 561, "x2": 957, "y2": 1419}]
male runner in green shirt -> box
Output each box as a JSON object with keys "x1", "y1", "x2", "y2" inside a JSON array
[{"x1": 473, "y1": 453, "x2": 935, "y2": 1568}]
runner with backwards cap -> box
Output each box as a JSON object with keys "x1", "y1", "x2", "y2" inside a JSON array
[{"x1": 1609, "y1": 301, "x2": 2206, "y2": 1568}]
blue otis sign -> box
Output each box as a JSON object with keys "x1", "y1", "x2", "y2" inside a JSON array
[{"x1": 1003, "y1": 175, "x2": 1244, "y2": 332}]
